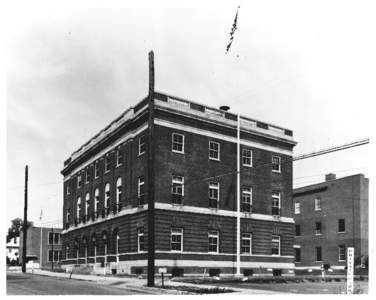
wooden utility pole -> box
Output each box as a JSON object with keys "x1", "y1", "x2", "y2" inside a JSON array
[
  {"x1": 22, "y1": 165, "x2": 28, "y2": 273},
  {"x1": 51, "y1": 227, "x2": 54, "y2": 271},
  {"x1": 147, "y1": 50, "x2": 155, "y2": 287}
]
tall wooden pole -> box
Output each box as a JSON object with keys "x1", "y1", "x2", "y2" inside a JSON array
[
  {"x1": 51, "y1": 227, "x2": 54, "y2": 271},
  {"x1": 22, "y1": 165, "x2": 28, "y2": 273},
  {"x1": 147, "y1": 50, "x2": 155, "y2": 287}
]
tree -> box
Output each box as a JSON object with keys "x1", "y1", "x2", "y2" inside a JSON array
[{"x1": 7, "y1": 218, "x2": 33, "y2": 242}]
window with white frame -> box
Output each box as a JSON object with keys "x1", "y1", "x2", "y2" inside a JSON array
[
  {"x1": 241, "y1": 233, "x2": 252, "y2": 254},
  {"x1": 171, "y1": 228, "x2": 183, "y2": 252},
  {"x1": 66, "y1": 209, "x2": 70, "y2": 224},
  {"x1": 242, "y1": 187, "x2": 252, "y2": 212},
  {"x1": 77, "y1": 174, "x2": 82, "y2": 188},
  {"x1": 85, "y1": 192, "x2": 90, "y2": 216},
  {"x1": 94, "y1": 162, "x2": 99, "y2": 178},
  {"x1": 66, "y1": 183, "x2": 71, "y2": 195},
  {"x1": 294, "y1": 202, "x2": 301, "y2": 214},
  {"x1": 116, "y1": 149, "x2": 123, "y2": 166},
  {"x1": 209, "y1": 182, "x2": 219, "y2": 208},
  {"x1": 138, "y1": 176, "x2": 145, "y2": 204},
  {"x1": 315, "y1": 222, "x2": 322, "y2": 235},
  {"x1": 172, "y1": 133, "x2": 184, "y2": 153},
  {"x1": 271, "y1": 156, "x2": 281, "y2": 173},
  {"x1": 116, "y1": 177, "x2": 122, "y2": 206},
  {"x1": 76, "y1": 197, "x2": 81, "y2": 219},
  {"x1": 315, "y1": 198, "x2": 322, "y2": 211},
  {"x1": 209, "y1": 141, "x2": 220, "y2": 160},
  {"x1": 272, "y1": 191, "x2": 280, "y2": 216},
  {"x1": 138, "y1": 228, "x2": 145, "y2": 252},
  {"x1": 242, "y1": 149, "x2": 253, "y2": 167},
  {"x1": 105, "y1": 155, "x2": 111, "y2": 173},
  {"x1": 86, "y1": 168, "x2": 90, "y2": 183},
  {"x1": 48, "y1": 250, "x2": 60, "y2": 262},
  {"x1": 54, "y1": 233, "x2": 60, "y2": 245},
  {"x1": 65, "y1": 245, "x2": 70, "y2": 259},
  {"x1": 208, "y1": 230, "x2": 219, "y2": 253},
  {"x1": 271, "y1": 235, "x2": 280, "y2": 256},
  {"x1": 172, "y1": 175, "x2": 184, "y2": 204},
  {"x1": 139, "y1": 136, "x2": 146, "y2": 155},
  {"x1": 104, "y1": 183, "x2": 110, "y2": 209},
  {"x1": 338, "y1": 245, "x2": 346, "y2": 261},
  {"x1": 94, "y1": 188, "x2": 99, "y2": 213},
  {"x1": 338, "y1": 219, "x2": 345, "y2": 233}
]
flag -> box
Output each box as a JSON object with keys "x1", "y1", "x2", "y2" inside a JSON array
[{"x1": 226, "y1": 6, "x2": 240, "y2": 54}]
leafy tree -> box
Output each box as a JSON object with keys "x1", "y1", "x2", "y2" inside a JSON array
[{"x1": 7, "y1": 218, "x2": 33, "y2": 242}]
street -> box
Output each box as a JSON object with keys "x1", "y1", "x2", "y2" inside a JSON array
[{"x1": 6, "y1": 272, "x2": 156, "y2": 295}]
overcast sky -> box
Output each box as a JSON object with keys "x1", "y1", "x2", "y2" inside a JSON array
[{"x1": 5, "y1": 0, "x2": 374, "y2": 228}]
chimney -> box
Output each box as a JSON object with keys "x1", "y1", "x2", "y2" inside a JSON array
[{"x1": 325, "y1": 173, "x2": 336, "y2": 181}]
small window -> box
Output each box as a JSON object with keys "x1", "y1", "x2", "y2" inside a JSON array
[
  {"x1": 116, "y1": 177, "x2": 122, "y2": 206},
  {"x1": 172, "y1": 175, "x2": 184, "y2": 205},
  {"x1": 53, "y1": 250, "x2": 60, "y2": 262},
  {"x1": 94, "y1": 162, "x2": 99, "y2": 178},
  {"x1": 316, "y1": 246, "x2": 322, "y2": 262},
  {"x1": 208, "y1": 230, "x2": 219, "y2": 253},
  {"x1": 85, "y1": 192, "x2": 90, "y2": 216},
  {"x1": 338, "y1": 245, "x2": 346, "y2": 261},
  {"x1": 48, "y1": 232, "x2": 54, "y2": 245},
  {"x1": 242, "y1": 149, "x2": 253, "y2": 167},
  {"x1": 66, "y1": 209, "x2": 70, "y2": 224},
  {"x1": 242, "y1": 187, "x2": 252, "y2": 212},
  {"x1": 54, "y1": 233, "x2": 60, "y2": 245},
  {"x1": 294, "y1": 202, "x2": 300, "y2": 214},
  {"x1": 138, "y1": 177, "x2": 145, "y2": 205},
  {"x1": 94, "y1": 188, "x2": 100, "y2": 213},
  {"x1": 66, "y1": 183, "x2": 71, "y2": 195},
  {"x1": 139, "y1": 135, "x2": 146, "y2": 155},
  {"x1": 77, "y1": 174, "x2": 82, "y2": 188},
  {"x1": 315, "y1": 222, "x2": 322, "y2": 235},
  {"x1": 271, "y1": 235, "x2": 280, "y2": 256},
  {"x1": 138, "y1": 228, "x2": 145, "y2": 252},
  {"x1": 271, "y1": 156, "x2": 281, "y2": 173},
  {"x1": 76, "y1": 197, "x2": 81, "y2": 219},
  {"x1": 241, "y1": 233, "x2": 252, "y2": 254},
  {"x1": 105, "y1": 155, "x2": 111, "y2": 173},
  {"x1": 48, "y1": 250, "x2": 53, "y2": 262},
  {"x1": 116, "y1": 149, "x2": 123, "y2": 166},
  {"x1": 171, "y1": 228, "x2": 183, "y2": 252},
  {"x1": 272, "y1": 191, "x2": 280, "y2": 216},
  {"x1": 295, "y1": 248, "x2": 301, "y2": 262},
  {"x1": 338, "y1": 219, "x2": 345, "y2": 233},
  {"x1": 172, "y1": 133, "x2": 184, "y2": 153},
  {"x1": 104, "y1": 183, "x2": 110, "y2": 209},
  {"x1": 315, "y1": 198, "x2": 321, "y2": 211},
  {"x1": 209, "y1": 141, "x2": 220, "y2": 160},
  {"x1": 209, "y1": 182, "x2": 219, "y2": 208},
  {"x1": 295, "y1": 225, "x2": 301, "y2": 236},
  {"x1": 86, "y1": 168, "x2": 91, "y2": 183}
]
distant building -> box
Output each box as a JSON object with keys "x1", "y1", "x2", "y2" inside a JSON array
[
  {"x1": 61, "y1": 92, "x2": 297, "y2": 277},
  {"x1": 6, "y1": 236, "x2": 20, "y2": 264},
  {"x1": 293, "y1": 173, "x2": 368, "y2": 273},
  {"x1": 19, "y1": 226, "x2": 63, "y2": 269}
]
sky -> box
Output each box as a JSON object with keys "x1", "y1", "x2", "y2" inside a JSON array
[{"x1": 4, "y1": 0, "x2": 374, "y2": 229}]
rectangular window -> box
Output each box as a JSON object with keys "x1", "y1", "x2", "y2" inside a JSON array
[
  {"x1": 53, "y1": 250, "x2": 60, "y2": 262},
  {"x1": 315, "y1": 198, "x2": 321, "y2": 211},
  {"x1": 271, "y1": 235, "x2": 280, "y2": 256},
  {"x1": 94, "y1": 162, "x2": 99, "y2": 178},
  {"x1": 86, "y1": 168, "x2": 91, "y2": 183},
  {"x1": 295, "y1": 248, "x2": 301, "y2": 262},
  {"x1": 66, "y1": 183, "x2": 71, "y2": 195},
  {"x1": 316, "y1": 246, "x2": 322, "y2": 261},
  {"x1": 242, "y1": 149, "x2": 252, "y2": 167},
  {"x1": 271, "y1": 191, "x2": 280, "y2": 216},
  {"x1": 77, "y1": 174, "x2": 82, "y2": 188},
  {"x1": 138, "y1": 228, "x2": 145, "y2": 252},
  {"x1": 172, "y1": 133, "x2": 184, "y2": 153},
  {"x1": 139, "y1": 135, "x2": 146, "y2": 155},
  {"x1": 54, "y1": 233, "x2": 60, "y2": 245},
  {"x1": 172, "y1": 175, "x2": 184, "y2": 205},
  {"x1": 338, "y1": 219, "x2": 345, "y2": 233},
  {"x1": 272, "y1": 156, "x2": 281, "y2": 173},
  {"x1": 241, "y1": 233, "x2": 252, "y2": 254},
  {"x1": 48, "y1": 232, "x2": 54, "y2": 245},
  {"x1": 338, "y1": 245, "x2": 346, "y2": 261},
  {"x1": 116, "y1": 149, "x2": 123, "y2": 166},
  {"x1": 209, "y1": 182, "x2": 219, "y2": 208},
  {"x1": 315, "y1": 222, "x2": 322, "y2": 235},
  {"x1": 105, "y1": 155, "x2": 111, "y2": 173},
  {"x1": 138, "y1": 177, "x2": 145, "y2": 204},
  {"x1": 209, "y1": 141, "x2": 220, "y2": 160},
  {"x1": 294, "y1": 202, "x2": 300, "y2": 214},
  {"x1": 295, "y1": 225, "x2": 301, "y2": 236},
  {"x1": 171, "y1": 228, "x2": 183, "y2": 252},
  {"x1": 242, "y1": 187, "x2": 252, "y2": 212},
  {"x1": 208, "y1": 230, "x2": 219, "y2": 253},
  {"x1": 48, "y1": 250, "x2": 53, "y2": 262}
]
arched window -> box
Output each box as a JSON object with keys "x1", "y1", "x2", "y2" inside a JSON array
[
  {"x1": 85, "y1": 192, "x2": 90, "y2": 216},
  {"x1": 116, "y1": 177, "x2": 122, "y2": 206},
  {"x1": 105, "y1": 183, "x2": 110, "y2": 209},
  {"x1": 94, "y1": 188, "x2": 99, "y2": 213},
  {"x1": 76, "y1": 197, "x2": 81, "y2": 219}
]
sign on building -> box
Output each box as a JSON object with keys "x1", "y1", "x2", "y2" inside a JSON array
[{"x1": 347, "y1": 247, "x2": 354, "y2": 294}]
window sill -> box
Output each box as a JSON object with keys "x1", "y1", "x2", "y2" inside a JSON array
[
  {"x1": 209, "y1": 157, "x2": 220, "y2": 161},
  {"x1": 138, "y1": 152, "x2": 145, "y2": 157},
  {"x1": 315, "y1": 233, "x2": 322, "y2": 236},
  {"x1": 272, "y1": 170, "x2": 281, "y2": 174},
  {"x1": 172, "y1": 150, "x2": 185, "y2": 154},
  {"x1": 271, "y1": 254, "x2": 280, "y2": 257},
  {"x1": 242, "y1": 164, "x2": 253, "y2": 168},
  {"x1": 338, "y1": 231, "x2": 346, "y2": 234}
]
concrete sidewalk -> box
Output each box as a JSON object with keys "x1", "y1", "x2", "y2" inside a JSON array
[{"x1": 25, "y1": 269, "x2": 280, "y2": 294}]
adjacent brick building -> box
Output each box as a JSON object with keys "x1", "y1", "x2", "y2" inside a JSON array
[
  {"x1": 293, "y1": 173, "x2": 369, "y2": 273},
  {"x1": 61, "y1": 92, "x2": 297, "y2": 276}
]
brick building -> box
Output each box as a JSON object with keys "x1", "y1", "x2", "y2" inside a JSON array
[
  {"x1": 19, "y1": 226, "x2": 63, "y2": 269},
  {"x1": 61, "y1": 92, "x2": 297, "y2": 276},
  {"x1": 293, "y1": 173, "x2": 369, "y2": 274}
]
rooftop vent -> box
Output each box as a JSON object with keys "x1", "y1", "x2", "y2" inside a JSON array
[
  {"x1": 325, "y1": 173, "x2": 336, "y2": 181},
  {"x1": 219, "y1": 105, "x2": 230, "y2": 111}
]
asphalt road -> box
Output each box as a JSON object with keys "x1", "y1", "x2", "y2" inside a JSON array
[{"x1": 6, "y1": 272, "x2": 154, "y2": 295}]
